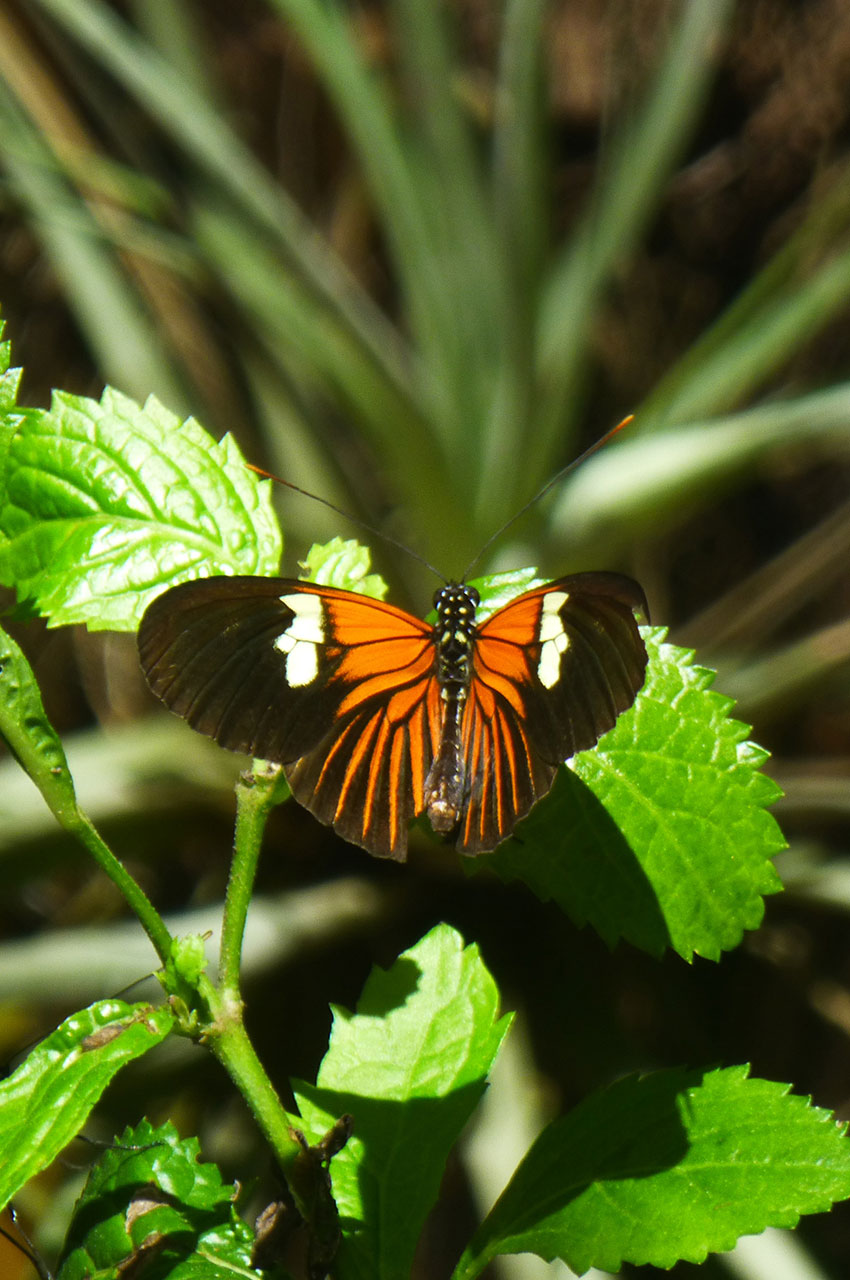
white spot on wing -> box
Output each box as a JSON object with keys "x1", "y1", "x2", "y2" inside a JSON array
[
  {"x1": 285, "y1": 640, "x2": 319, "y2": 687},
  {"x1": 274, "y1": 593, "x2": 324, "y2": 687},
  {"x1": 537, "y1": 591, "x2": 568, "y2": 641},
  {"x1": 279, "y1": 593, "x2": 324, "y2": 642},
  {"x1": 537, "y1": 592, "x2": 570, "y2": 688}
]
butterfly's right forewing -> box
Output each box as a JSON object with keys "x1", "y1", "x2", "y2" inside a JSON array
[{"x1": 455, "y1": 572, "x2": 648, "y2": 853}]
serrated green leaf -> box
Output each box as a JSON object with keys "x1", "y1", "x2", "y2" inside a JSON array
[
  {"x1": 482, "y1": 627, "x2": 785, "y2": 960},
  {"x1": 454, "y1": 1065, "x2": 850, "y2": 1278},
  {"x1": 300, "y1": 536, "x2": 388, "y2": 598},
  {"x1": 0, "y1": 387, "x2": 281, "y2": 630},
  {"x1": 0, "y1": 325, "x2": 22, "y2": 417},
  {"x1": 294, "y1": 924, "x2": 512, "y2": 1280},
  {"x1": 0, "y1": 1000, "x2": 175, "y2": 1211},
  {"x1": 0, "y1": 622, "x2": 79, "y2": 822},
  {"x1": 57, "y1": 1117, "x2": 262, "y2": 1280},
  {"x1": 0, "y1": 327, "x2": 22, "y2": 526}
]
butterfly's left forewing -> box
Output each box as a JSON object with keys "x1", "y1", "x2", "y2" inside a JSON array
[
  {"x1": 458, "y1": 572, "x2": 648, "y2": 853},
  {"x1": 138, "y1": 576, "x2": 439, "y2": 859}
]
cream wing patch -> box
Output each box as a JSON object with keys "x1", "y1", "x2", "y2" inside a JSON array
[
  {"x1": 537, "y1": 591, "x2": 570, "y2": 689},
  {"x1": 274, "y1": 593, "x2": 325, "y2": 687}
]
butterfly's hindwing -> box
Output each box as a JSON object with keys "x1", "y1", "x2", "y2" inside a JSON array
[
  {"x1": 459, "y1": 682, "x2": 555, "y2": 853},
  {"x1": 281, "y1": 593, "x2": 439, "y2": 857},
  {"x1": 285, "y1": 672, "x2": 441, "y2": 859}
]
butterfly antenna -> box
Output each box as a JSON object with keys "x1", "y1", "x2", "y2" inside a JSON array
[
  {"x1": 461, "y1": 414, "x2": 634, "y2": 580},
  {"x1": 246, "y1": 464, "x2": 447, "y2": 584}
]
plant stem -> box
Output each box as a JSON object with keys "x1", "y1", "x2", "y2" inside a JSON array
[
  {"x1": 207, "y1": 1009, "x2": 305, "y2": 1168},
  {"x1": 219, "y1": 761, "x2": 286, "y2": 1002},
  {"x1": 211, "y1": 762, "x2": 314, "y2": 1206},
  {"x1": 61, "y1": 808, "x2": 173, "y2": 962}
]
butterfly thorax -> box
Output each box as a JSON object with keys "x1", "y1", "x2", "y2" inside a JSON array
[
  {"x1": 432, "y1": 582, "x2": 479, "y2": 688},
  {"x1": 423, "y1": 583, "x2": 480, "y2": 835}
]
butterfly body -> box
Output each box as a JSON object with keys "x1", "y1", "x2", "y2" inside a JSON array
[
  {"x1": 423, "y1": 582, "x2": 479, "y2": 834},
  {"x1": 139, "y1": 571, "x2": 648, "y2": 860}
]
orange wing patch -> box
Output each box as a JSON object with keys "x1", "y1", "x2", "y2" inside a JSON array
[{"x1": 337, "y1": 641, "x2": 434, "y2": 713}]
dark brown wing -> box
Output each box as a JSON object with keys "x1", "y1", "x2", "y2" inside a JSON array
[
  {"x1": 456, "y1": 572, "x2": 648, "y2": 853},
  {"x1": 138, "y1": 576, "x2": 441, "y2": 858}
]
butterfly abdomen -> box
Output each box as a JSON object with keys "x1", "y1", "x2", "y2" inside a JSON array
[{"x1": 423, "y1": 583, "x2": 480, "y2": 834}]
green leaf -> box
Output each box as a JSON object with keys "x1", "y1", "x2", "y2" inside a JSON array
[
  {"x1": 482, "y1": 628, "x2": 785, "y2": 960},
  {"x1": 57, "y1": 1117, "x2": 262, "y2": 1280},
  {"x1": 0, "y1": 329, "x2": 21, "y2": 531},
  {"x1": 470, "y1": 567, "x2": 545, "y2": 621},
  {"x1": 294, "y1": 924, "x2": 512, "y2": 1280},
  {"x1": 0, "y1": 321, "x2": 21, "y2": 418},
  {"x1": 454, "y1": 1065, "x2": 850, "y2": 1279},
  {"x1": 0, "y1": 621, "x2": 79, "y2": 822},
  {"x1": 0, "y1": 999, "x2": 175, "y2": 1211},
  {"x1": 300, "y1": 536, "x2": 388, "y2": 598},
  {"x1": 0, "y1": 388, "x2": 281, "y2": 630}
]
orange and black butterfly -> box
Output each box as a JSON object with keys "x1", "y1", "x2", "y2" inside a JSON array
[{"x1": 138, "y1": 568, "x2": 648, "y2": 860}]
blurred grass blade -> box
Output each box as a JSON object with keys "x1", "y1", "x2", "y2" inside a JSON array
[
  {"x1": 535, "y1": 0, "x2": 734, "y2": 471},
  {"x1": 642, "y1": 162, "x2": 850, "y2": 428},
  {"x1": 720, "y1": 618, "x2": 850, "y2": 721},
  {"x1": 128, "y1": 0, "x2": 218, "y2": 102},
  {"x1": 266, "y1": 0, "x2": 514, "y2": 502},
  {"x1": 0, "y1": 719, "x2": 236, "y2": 854},
  {"x1": 493, "y1": 0, "x2": 550, "y2": 313},
  {"x1": 28, "y1": 0, "x2": 410, "y2": 398},
  {"x1": 720, "y1": 1225, "x2": 835, "y2": 1280},
  {"x1": 391, "y1": 0, "x2": 508, "y2": 475},
  {"x1": 774, "y1": 775, "x2": 850, "y2": 821},
  {"x1": 641, "y1": 240, "x2": 850, "y2": 429},
  {"x1": 680, "y1": 496, "x2": 850, "y2": 655},
  {"x1": 265, "y1": 0, "x2": 464, "y2": 445},
  {"x1": 191, "y1": 201, "x2": 466, "y2": 552},
  {"x1": 0, "y1": 79, "x2": 187, "y2": 407},
  {"x1": 0, "y1": 880, "x2": 384, "y2": 1002},
  {"x1": 190, "y1": 201, "x2": 426, "y2": 453},
  {"x1": 475, "y1": 0, "x2": 550, "y2": 517},
  {"x1": 550, "y1": 384, "x2": 850, "y2": 559}
]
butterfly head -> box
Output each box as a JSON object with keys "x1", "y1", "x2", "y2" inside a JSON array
[{"x1": 432, "y1": 582, "x2": 480, "y2": 614}]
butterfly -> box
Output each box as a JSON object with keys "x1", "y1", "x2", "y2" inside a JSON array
[{"x1": 138, "y1": 568, "x2": 648, "y2": 860}]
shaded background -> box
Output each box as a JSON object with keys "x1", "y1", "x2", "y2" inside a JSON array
[{"x1": 2, "y1": 0, "x2": 850, "y2": 1276}]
